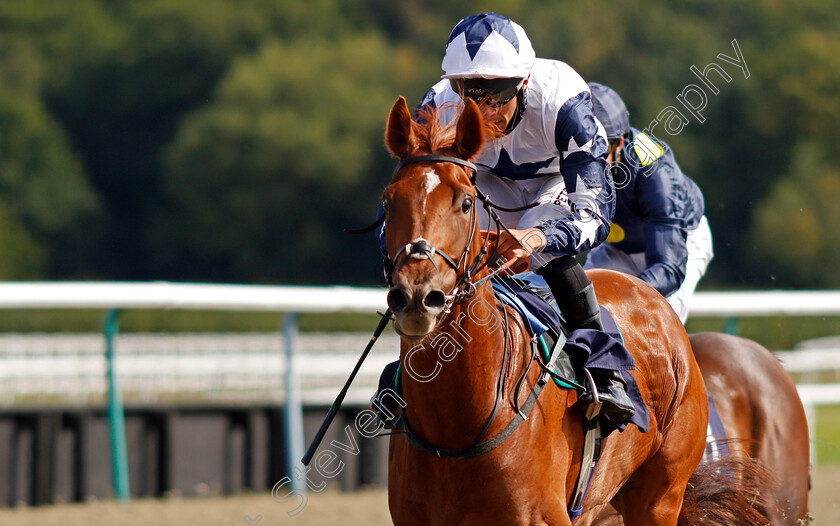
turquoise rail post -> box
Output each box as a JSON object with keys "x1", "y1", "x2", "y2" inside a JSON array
[
  {"x1": 724, "y1": 316, "x2": 740, "y2": 335},
  {"x1": 283, "y1": 312, "x2": 306, "y2": 494},
  {"x1": 104, "y1": 309, "x2": 131, "y2": 501}
]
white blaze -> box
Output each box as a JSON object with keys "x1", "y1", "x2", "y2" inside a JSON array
[
  {"x1": 421, "y1": 170, "x2": 440, "y2": 214},
  {"x1": 424, "y1": 170, "x2": 440, "y2": 193}
]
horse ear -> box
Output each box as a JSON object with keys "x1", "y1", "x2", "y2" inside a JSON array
[
  {"x1": 453, "y1": 98, "x2": 485, "y2": 160},
  {"x1": 385, "y1": 96, "x2": 417, "y2": 159}
]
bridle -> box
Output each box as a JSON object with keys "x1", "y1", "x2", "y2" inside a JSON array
[
  {"x1": 383, "y1": 154, "x2": 537, "y2": 312},
  {"x1": 387, "y1": 155, "x2": 482, "y2": 309},
  {"x1": 375, "y1": 154, "x2": 565, "y2": 460}
]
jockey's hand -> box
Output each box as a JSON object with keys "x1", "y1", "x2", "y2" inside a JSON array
[{"x1": 481, "y1": 228, "x2": 547, "y2": 274}]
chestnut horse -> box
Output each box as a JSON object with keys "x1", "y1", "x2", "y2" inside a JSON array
[
  {"x1": 691, "y1": 332, "x2": 811, "y2": 524},
  {"x1": 381, "y1": 95, "x2": 768, "y2": 525},
  {"x1": 597, "y1": 332, "x2": 810, "y2": 525}
]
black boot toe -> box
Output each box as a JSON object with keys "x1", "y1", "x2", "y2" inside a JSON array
[
  {"x1": 595, "y1": 385, "x2": 635, "y2": 422},
  {"x1": 578, "y1": 376, "x2": 635, "y2": 423}
]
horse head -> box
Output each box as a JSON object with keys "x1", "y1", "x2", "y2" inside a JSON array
[{"x1": 382, "y1": 96, "x2": 487, "y2": 342}]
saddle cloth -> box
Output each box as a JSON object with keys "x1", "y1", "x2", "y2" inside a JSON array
[
  {"x1": 703, "y1": 393, "x2": 731, "y2": 463},
  {"x1": 492, "y1": 273, "x2": 650, "y2": 435}
]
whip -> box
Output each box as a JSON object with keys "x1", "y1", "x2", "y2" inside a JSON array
[{"x1": 301, "y1": 309, "x2": 392, "y2": 466}]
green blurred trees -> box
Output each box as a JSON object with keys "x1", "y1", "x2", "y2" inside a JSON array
[
  {"x1": 0, "y1": 0, "x2": 836, "y2": 287},
  {"x1": 750, "y1": 142, "x2": 840, "y2": 287},
  {"x1": 0, "y1": 86, "x2": 100, "y2": 278},
  {"x1": 156, "y1": 34, "x2": 432, "y2": 282}
]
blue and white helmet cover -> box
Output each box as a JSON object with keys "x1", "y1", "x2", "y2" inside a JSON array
[{"x1": 442, "y1": 13, "x2": 536, "y2": 79}]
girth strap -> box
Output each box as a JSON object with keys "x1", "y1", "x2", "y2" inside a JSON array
[{"x1": 400, "y1": 376, "x2": 547, "y2": 460}]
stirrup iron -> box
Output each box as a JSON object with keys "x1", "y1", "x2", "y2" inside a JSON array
[{"x1": 582, "y1": 368, "x2": 602, "y2": 420}]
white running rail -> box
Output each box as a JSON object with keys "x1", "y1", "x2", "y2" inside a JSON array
[{"x1": 0, "y1": 282, "x2": 837, "y2": 468}]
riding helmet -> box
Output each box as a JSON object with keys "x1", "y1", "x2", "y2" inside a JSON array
[
  {"x1": 588, "y1": 82, "x2": 630, "y2": 139},
  {"x1": 441, "y1": 13, "x2": 535, "y2": 79}
]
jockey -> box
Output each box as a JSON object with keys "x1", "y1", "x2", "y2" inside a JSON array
[
  {"x1": 584, "y1": 82, "x2": 713, "y2": 323},
  {"x1": 378, "y1": 13, "x2": 634, "y2": 423}
]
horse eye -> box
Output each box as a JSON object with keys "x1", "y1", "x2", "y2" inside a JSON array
[{"x1": 461, "y1": 197, "x2": 473, "y2": 213}]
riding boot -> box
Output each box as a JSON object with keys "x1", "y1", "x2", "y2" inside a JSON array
[
  {"x1": 537, "y1": 257, "x2": 635, "y2": 423},
  {"x1": 578, "y1": 366, "x2": 635, "y2": 422},
  {"x1": 370, "y1": 360, "x2": 402, "y2": 429}
]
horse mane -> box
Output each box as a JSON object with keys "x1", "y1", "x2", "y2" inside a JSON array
[{"x1": 411, "y1": 102, "x2": 506, "y2": 155}]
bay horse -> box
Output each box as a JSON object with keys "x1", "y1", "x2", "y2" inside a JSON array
[
  {"x1": 596, "y1": 332, "x2": 811, "y2": 525},
  {"x1": 381, "y1": 95, "x2": 770, "y2": 525}
]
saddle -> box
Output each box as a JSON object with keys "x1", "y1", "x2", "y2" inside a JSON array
[
  {"x1": 491, "y1": 273, "x2": 651, "y2": 521},
  {"x1": 703, "y1": 392, "x2": 731, "y2": 463},
  {"x1": 492, "y1": 273, "x2": 650, "y2": 435}
]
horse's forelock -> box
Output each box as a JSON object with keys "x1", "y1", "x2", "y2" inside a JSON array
[
  {"x1": 411, "y1": 104, "x2": 457, "y2": 154},
  {"x1": 410, "y1": 102, "x2": 504, "y2": 156}
]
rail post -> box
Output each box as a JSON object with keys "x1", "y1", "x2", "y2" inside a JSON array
[
  {"x1": 104, "y1": 308, "x2": 131, "y2": 501},
  {"x1": 724, "y1": 316, "x2": 739, "y2": 335},
  {"x1": 283, "y1": 312, "x2": 306, "y2": 494}
]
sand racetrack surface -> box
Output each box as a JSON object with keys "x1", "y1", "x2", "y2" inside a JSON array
[{"x1": 0, "y1": 464, "x2": 837, "y2": 525}]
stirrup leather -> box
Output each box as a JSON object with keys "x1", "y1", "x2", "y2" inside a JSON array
[{"x1": 581, "y1": 368, "x2": 603, "y2": 420}]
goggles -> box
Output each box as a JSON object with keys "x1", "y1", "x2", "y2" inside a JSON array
[{"x1": 449, "y1": 77, "x2": 524, "y2": 106}]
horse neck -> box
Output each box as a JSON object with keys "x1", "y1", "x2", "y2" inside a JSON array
[{"x1": 398, "y1": 282, "x2": 526, "y2": 447}]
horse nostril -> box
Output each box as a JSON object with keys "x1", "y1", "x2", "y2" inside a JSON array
[
  {"x1": 387, "y1": 288, "x2": 409, "y2": 313},
  {"x1": 423, "y1": 290, "x2": 447, "y2": 311}
]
